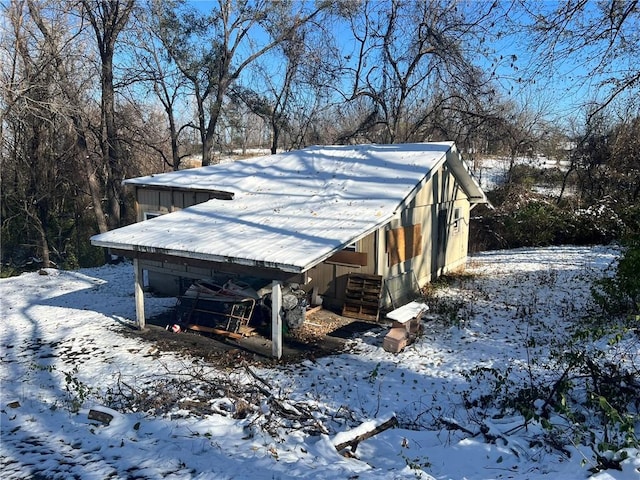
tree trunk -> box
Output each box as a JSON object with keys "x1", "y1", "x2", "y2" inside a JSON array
[
  {"x1": 82, "y1": 0, "x2": 135, "y2": 229},
  {"x1": 37, "y1": 223, "x2": 51, "y2": 268},
  {"x1": 100, "y1": 52, "x2": 122, "y2": 229},
  {"x1": 202, "y1": 101, "x2": 223, "y2": 166},
  {"x1": 27, "y1": 0, "x2": 110, "y2": 235},
  {"x1": 83, "y1": 157, "x2": 110, "y2": 235},
  {"x1": 271, "y1": 119, "x2": 280, "y2": 154},
  {"x1": 202, "y1": 133, "x2": 214, "y2": 167},
  {"x1": 168, "y1": 114, "x2": 180, "y2": 171}
]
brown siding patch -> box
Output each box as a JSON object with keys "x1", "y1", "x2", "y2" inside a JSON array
[{"x1": 387, "y1": 224, "x2": 422, "y2": 266}]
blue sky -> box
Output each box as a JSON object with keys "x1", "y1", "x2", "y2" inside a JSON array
[{"x1": 177, "y1": 0, "x2": 634, "y2": 130}]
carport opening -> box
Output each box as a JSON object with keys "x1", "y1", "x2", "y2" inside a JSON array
[{"x1": 140, "y1": 271, "x2": 384, "y2": 361}]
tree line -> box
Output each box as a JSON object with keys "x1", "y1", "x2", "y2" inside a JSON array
[{"x1": 1, "y1": 0, "x2": 638, "y2": 273}]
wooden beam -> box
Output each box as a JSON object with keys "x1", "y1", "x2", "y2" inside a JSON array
[
  {"x1": 185, "y1": 324, "x2": 242, "y2": 339},
  {"x1": 306, "y1": 305, "x2": 323, "y2": 315},
  {"x1": 110, "y1": 249, "x2": 304, "y2": 283},
  {"x1": 386, "y1": 224, "x2": 422, "y2": 266},
  {"x1": 133, "y1": 258, "x2": 146, "y2": 330},
  {"x1": 271, "y1": 280, "x2": 283, "y2": 359},
  {"x1": 375, "y1": 229, "x2": 385, "y2": 276}
]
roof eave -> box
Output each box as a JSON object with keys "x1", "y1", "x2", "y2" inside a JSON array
[
  {"x1": 90, "y1": 238, "x2": 305, "y2": 274},
  {"x1": 445, "y1": 149, "x2": 488, "y2": 204},
  {"x1": 125, "y1": 181, "x2": 235, "y2": 200}
]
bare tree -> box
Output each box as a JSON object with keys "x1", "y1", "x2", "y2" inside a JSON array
[
  {"x1": 517, "y1": 0, "x2": 640, "y2": 120},
  {"x1": 150, "y1": 0, "x2": 331, "y2": 165},
  {"x1": 562, "y1": 110, "x2": 640, "y2": 206},
  {"x1": 234, "y1": 18, "x2": 340, "y2": 154},
  {"x1": 81, "y1": 0, "x2": 135, "y2": 229},
  {"x1": 336, "y1": 0, "x2": 502, "y2": 145},
  {"x1": 25, "y1": 0, "x2": 110, "y2": 235},
  {"x1": 1, "y1": 0, "x2": 88, "y2": 267},
  {"x1": 609, "y1": 115, "x2": 640, "y2": 203},
  {"x1": 124, "y1": 7, "x2": 193, "y2": 171}
]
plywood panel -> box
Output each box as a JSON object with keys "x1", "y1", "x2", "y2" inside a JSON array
[
  {"x1": 140, "y1": 259, "x2": 162, "y2": 269},
  {"x1": 387, "y1": 224, "x2": 422, "y2": 266},
  {"x1": 358, "y1": 232, "x2": 377, "y2": 274},
  {"x1": 137, "y1": 188, "x2": 159, "y2": 208},
  {"x1": 186, "y1": 265, "x2": 214, "y2": 277},
  {"x1": 137, "y1": 189, "x2": 161, "y2": 220},
  {"x1": 325, "y1": 250, "x2": 368, "y2": 266},
  {"x1": 178, "y1": 191, "x2": 192, "y2": 208},
  {"x1": 309, "y1": 264, "x2": 331, "y2": 295}
]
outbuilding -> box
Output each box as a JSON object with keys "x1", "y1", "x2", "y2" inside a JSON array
[{"x1": 91, "y1": 142, "x2": 486, "y2": 357}]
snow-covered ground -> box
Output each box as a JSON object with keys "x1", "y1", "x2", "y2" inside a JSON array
[
  {"x1": 1, "y1": 246, "x2": 639, "y2": 479},
  {"x1": 469, "y1": 155, "x2": 570, "y2": 194}
]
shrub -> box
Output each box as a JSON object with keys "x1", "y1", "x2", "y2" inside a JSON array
[
  {"x1": 470, "y1": 189, "x2": 631, "y2": 251},
  {"x1": 592, "y1": 237, "x2": 640, "y2": 318},
  {"x1": 509, "y1": 164, "x2": 567, "y2": 188}
]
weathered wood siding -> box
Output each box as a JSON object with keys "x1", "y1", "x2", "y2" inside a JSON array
[
  {"x1": 306, "y1": 233, "x2": 377, "y2": 310},
  {"x1": 135, "y1": 187, "x2": 216, "y2": 221},
  {"x1": 134, "y1": 186, "x2": 222, "y2": 295},
  {"x1": 379, "y1": 162, "x2": 471, "y2": 307}
]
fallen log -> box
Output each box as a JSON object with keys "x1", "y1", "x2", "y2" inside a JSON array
[{"x1": 333, "y1": 413, "x2": 398, "y2": 453}]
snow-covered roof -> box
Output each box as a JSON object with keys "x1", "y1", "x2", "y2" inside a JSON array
[{"x1": 91, "y1": 143, "x2": 485, "y2": 273}]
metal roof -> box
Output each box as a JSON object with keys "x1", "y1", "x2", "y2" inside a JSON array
[{"x1": 91, "y1": 143, "x2": 485, "y2": 273}]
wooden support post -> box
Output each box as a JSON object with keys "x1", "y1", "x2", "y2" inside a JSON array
[
  {"x1": 133, "y1": 258, "x2": 146, "y2": 330},
  {"x1": 375, "y1": 229, "x2": 384, "y2": 276},
  {"x1": 271, "y1": 280, "x2": 283, "y2": 359}
]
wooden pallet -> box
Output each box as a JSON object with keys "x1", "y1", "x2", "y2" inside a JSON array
[{"x1": 341, "y1": 273, "x2": 383, "y2": 321}]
